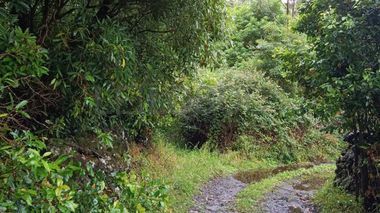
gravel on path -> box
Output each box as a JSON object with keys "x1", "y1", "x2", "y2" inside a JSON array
[
  {"x1": 189, "y1": 175, "x2": 247, "y2": 213},
  {"x1": 261, "y1": 179, "x2": 319, "y2": 213}
]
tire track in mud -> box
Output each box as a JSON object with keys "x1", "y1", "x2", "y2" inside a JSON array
[
  {"x1": 189, "y1": 163, "x2": 320, "y2": 213},
  {"x1": 261, "y1": 179, "x2": 319, "y2": 213}
]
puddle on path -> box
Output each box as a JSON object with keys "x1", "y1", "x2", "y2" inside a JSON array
[
  {"x1": 189, "y1": 163, "x2": 326, "y2": 213},
  {"x1": 234, "y1": 163, "x2": 314, "y2": 184}
]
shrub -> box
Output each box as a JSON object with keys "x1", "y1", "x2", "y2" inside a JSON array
[
  {"x1": 0, "y1": 0, "x2": 226, "y2": 143},
  {"x1": 0, "y1": 23, "x2": 50, "y2": 136},
  {"x1": 314, "y1": 180, "x2": 364, "y2": 213},
  {"x1": 0, "y1": 132, "x2": 168, "y2": 212},
  {"x1": 178, "y1": 69, "x2": 310, "y2": 151},
  {"x1": 297, "y1": 1, "x2": 380, "y2": 210}
]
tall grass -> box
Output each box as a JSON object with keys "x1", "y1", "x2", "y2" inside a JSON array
[
  {"x1": 136, "y1": 136, "x2": 276, "y2": 212},
  {"x1": 314, "y1": 179, "x2": 364, "y2": 213}
]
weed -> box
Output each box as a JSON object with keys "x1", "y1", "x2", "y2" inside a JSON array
[
  {"x1": 139, "y1": 136, "x2": 276, "y2": 212},
  {"x1": 314, "y1": 179, "x2": 364, "y2": 213}
]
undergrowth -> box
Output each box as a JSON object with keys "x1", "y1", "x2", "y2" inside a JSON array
[
  {"x1": 0, "y1": 132, "x2": 168, "y2": 212},
  {"x1": 314, "y1": 179, "x2": 364, "y2": 213},
  {"x1": 177, "y1": 69, "x2": 344, "y2": 163},
  {"x1": 132, "y1": 131, "x2": 343, "y2": 212},
  {"x1": 135, "y1": 135, "x2": 277, "y2": 212}
]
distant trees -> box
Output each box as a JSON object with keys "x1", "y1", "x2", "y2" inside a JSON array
[
  {"x1": 220, "y1": 0, "x2": 311, "y2": 94},
  {"x1": 223, "y1": 0, "x2": 286, "y2": 67}
]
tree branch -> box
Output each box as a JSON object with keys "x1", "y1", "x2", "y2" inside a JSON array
[{"x1": 137, "y1": 29, "x2": 175, "y2": 34}]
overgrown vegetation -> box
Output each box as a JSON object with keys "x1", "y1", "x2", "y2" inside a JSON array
[
  {"x1": 296, "y1": 0, "x2": 380, "y2": 211},
  {"x1": 0, "y1": 132, "x2": 168, "y2": 212},
  {"x1": 314, "y1": 179, "x2": 364, "y2": 213},
  {"x1": 178, "y1": 69, "x2": 342, "y2": 162},
  {"x1": 0, "y1": 0, "x2": 225, "y2": 140},
  {"x1": 0, "y1": 0, "x2": 225, "y2": 211},
  {"x1": 135, "y1": 136, "x2": 276, "y2": 212},
  {"x1": 1, "y1": 0, "x2": 378, "y2": 211}
]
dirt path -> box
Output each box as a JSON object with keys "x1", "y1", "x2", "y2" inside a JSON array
[
  {"x1": 189, "y1": 175, "x2": 246, "y2": 213},
  {"x1": 261, "y1": 178, "x2": 319, "y2": 213},
  {"x1": 189, "y1": 164, "x2": 324, "y2": 213}
]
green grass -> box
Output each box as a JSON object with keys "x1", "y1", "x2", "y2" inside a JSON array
[
  {"x1": 235, "y1": 164, "x2": 336, "y2": 213},
  {"x1": 134, "y1": 131, "x2": 343, "y2": 212},
  {"x1": 314, "y1": 179, "x2": 364, "y2": 213},
  {"x1": 139, "y1": 139, "x2": 277, "y2": 212}
]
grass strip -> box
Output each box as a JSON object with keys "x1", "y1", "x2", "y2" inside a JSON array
[{"x1": 236, "y1": 164, "x2": 335, "y2": 213}]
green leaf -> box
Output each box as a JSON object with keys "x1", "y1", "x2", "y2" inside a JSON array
[
  {"x1": 64, "y1": 201, "x2": 78, "y2": 212},
  {"x1": 54, "y1": 155, "x2": 69, "y2": 166},
  {"x1": 136, "y1": 204, "x2": 146, "y2": 213},
  {"x1": 26, "y1": 139, "x2": 46, "y2": 150},
  {"x1": 85, "y1": 73, "x2": 95, "y2": 82},
  {"x1": 42, "y1": 152, "x2": 52, "y2": 158},
  {"x1": 99, "y1": 181, "x2": 106, "y2": 191},
  {"x1": 42, "y1": 160, "x2": 51, "y2": 173},
  {"x1": 55, "y1": 184, "x2": 70, "y2": 197},
  {"x1": 15, "y1": 100, "x2": 28, "y2": 110},
  {"x1": 20, "y1": 111, "x2": 31, "y2": 119},
  {"x1": 21, "y1": 193, "x2": 32, "y2": 206},
  {"x1": 57, "y1": 178, "x2": 63, "y2": 186}
]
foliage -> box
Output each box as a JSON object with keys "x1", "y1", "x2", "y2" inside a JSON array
[
  {"x1": 296, "y1": 1, "x2": 380, "y2": 211},
  {"x1": 234, "y1": 129, "x2": 343, "y2": 162},
  {"x1": 0, "y1": 0, "x2": 226, "y2": 143},
  {"x1": 223, "y1": 0, "x2": 286, "y2": 67},
  {"x1": 177, "y1": 69, "x2": 325, "y2": 161},
  {"x1": 296, "y1": 0, "x2": 380, "y2": 135},
  {"x1": 0, "y1": 21, "x2": 50, "y2": 138},
  {"x1": 138, "y1": 134, "x2": 277, "y2": 212},
  {"x1": 272, "y1": 30, "x2": 315, "y2": 95},
  {"x1": 314, "y1": 179, "x2": 364, "y2": 213},
  {"x1": 220, "y1": 0, "x2": 315, "y2": 96},
  {"x1": 0, "y1": 132, "x2": 168, "y2": 212},
  {"x1": 239, "y1": 24, "x2": 312, "y2": 93},
  {"x1": 176, "y1": 66, "x2": 344, "y2": 162}
]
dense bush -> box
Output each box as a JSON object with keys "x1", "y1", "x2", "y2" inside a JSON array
[
  {"x1": 177, "y1": 68, "x2": 344, "y2": 162},
  {"x1": 0, "y1": 132, "x2": 168, "y2": 212},
  {"x1": 233, "y1": 128, "x2": 342, "y2": 162},
  {"x1": 0, "y1": 23, "x2": 50, "y2": 137},
  {"x1": 297, "y1": 0, "x2": 380, "y2": 133},
  {"x1": 0, "y1": 0, "x2": 226, "y2": 142},
  {"x1": 178, "y1": 69, "x2": 313, "y2": 158},
  {"x1": 0, "y1": 1, "x2": 226, "y2": 211}
]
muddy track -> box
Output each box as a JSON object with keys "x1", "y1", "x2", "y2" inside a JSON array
[
  {"x1": 189, "y1": 163, "x2": 324, "y2": 213},
  {"x1": 261, "y1": 179, "x2": 318, "y2": 213},
  {"x1": 189, "y1": 175, "x2": 246, "y2": 213}
]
